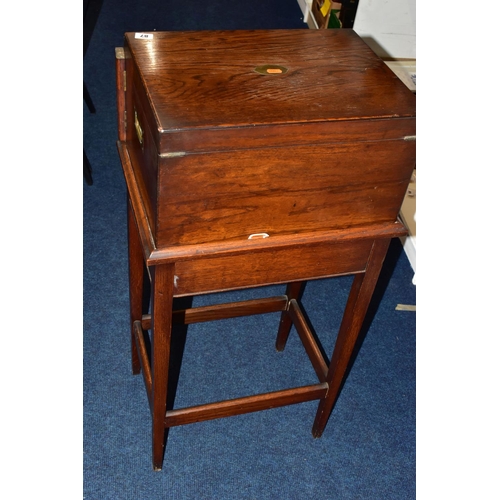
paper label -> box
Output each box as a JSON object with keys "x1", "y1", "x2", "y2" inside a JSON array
[
  {"x1": 135, "y1": 33, "x2": 153, "y2": 39},
  {"x1": 320, "y1": 0, "x2": 331, "y2": 16}
]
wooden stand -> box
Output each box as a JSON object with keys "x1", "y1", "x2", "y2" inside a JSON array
[{"x1": 119, "y1": 135, "x2": 405, "y2": 471}]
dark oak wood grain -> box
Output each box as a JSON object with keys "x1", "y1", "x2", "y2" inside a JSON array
[
  {"x1": 155, "y1": 139, "x2": 415, "y2": 246},
  {"x1": 115, "y1": 29, "x2": 416, "y2": 470},
  {"x1": 164, "y1": 383, "x2": 329, "y2": 428},
  {"x1": 124, "y1": 30, "x2": 415, "y2": 134},
  {"x1": 288, "y1": 299, "x2": 329, "y2": 382},
  {"x1": 141, "y1": 295, "x2": 288, "y2": 329},
  {"x1": 149, "y1": 264, "x2": 175, "y2": 471},
  {"x1": 123, "y1": 32, "x2": 415, "y2": 248}
]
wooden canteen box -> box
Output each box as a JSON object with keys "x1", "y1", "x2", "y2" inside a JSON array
[{"x1": 118, "y1": 29, "x2": 415, "y2": 248}]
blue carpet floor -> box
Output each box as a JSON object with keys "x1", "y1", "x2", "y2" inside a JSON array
[{"x1": 83, "y1": 1, "x2": 416, "y2": 497}]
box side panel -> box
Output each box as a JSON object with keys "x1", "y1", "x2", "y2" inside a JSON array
[
  {"x1": 125, "y1": 57, "x2": 160, "y2": 235},
  {"x1": 119, "y1": 49, "x2": 156, "y2": 236},
  {"x1": 156, "y1": 138, "x2": 416, "y2": 247}
]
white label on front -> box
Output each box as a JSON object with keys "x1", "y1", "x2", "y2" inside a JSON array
[
  {"x1": 248, "y1": 233, "x2": 270, "y2": 239},
  {"x1": 135, "y1": 33, "x2": 153, "y2": 39}
]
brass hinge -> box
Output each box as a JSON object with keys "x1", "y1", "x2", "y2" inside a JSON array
[
  {"x1": 160, "y1": 151, "x2": 186, "y2": 158},
  {"x1": 124, "y1": 110, "x2": 127, "y2": 131},
  {"x1": 404, "y1": 135, "x2": 416, "y2": 141},
  {"x1": 123, "y1": 70, "x2": 126, "y2": 91},
  {"x1": 134, "y1": 109, "x2": 143, "y2": 145}
]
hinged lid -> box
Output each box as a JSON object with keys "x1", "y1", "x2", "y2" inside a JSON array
[{"x1": 124, "y1": 29, "x2": 415, "y2": 152}]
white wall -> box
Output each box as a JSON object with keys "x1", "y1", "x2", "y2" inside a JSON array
[{"x1": 353, "y1": 0, "x2": 416, "y2": 59}]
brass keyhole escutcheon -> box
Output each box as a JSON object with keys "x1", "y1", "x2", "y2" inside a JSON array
[{"x1": 254, "y1": 65, "x2": 288, "y2": 75}]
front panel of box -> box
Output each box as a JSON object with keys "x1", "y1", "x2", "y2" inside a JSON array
[{"x1": 155, "y1": 135, "x2": 415, "y2": 247}]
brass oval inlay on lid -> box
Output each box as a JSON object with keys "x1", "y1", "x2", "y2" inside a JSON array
[{"x1": 254, "y1": 65, "x2": 288, "y2": 75}]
